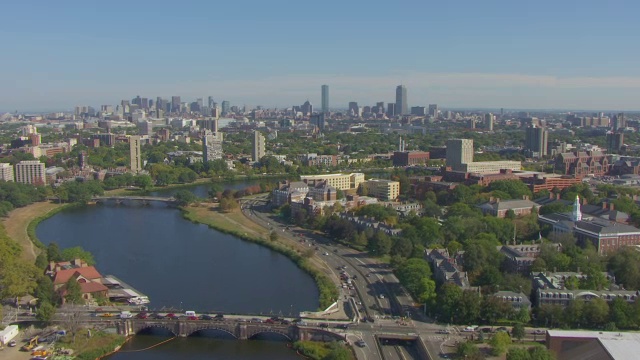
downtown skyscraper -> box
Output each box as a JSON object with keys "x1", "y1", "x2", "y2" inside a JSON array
[
  {"x1": 321, "y1": 85, "x2": 329, "y2": 113},
  {"x1": 395, "y1": 85, "x2": 408, "y2": 115}
]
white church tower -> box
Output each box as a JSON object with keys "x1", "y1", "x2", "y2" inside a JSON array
[{"x1": 572, "y1": 195, "x2": 582, "y2": 222}]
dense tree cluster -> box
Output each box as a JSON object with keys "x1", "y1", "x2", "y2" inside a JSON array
[{"x1": 0, "y1": 180, "x2": 47, "y2": 216}]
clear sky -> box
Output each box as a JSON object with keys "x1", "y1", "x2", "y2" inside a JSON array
[{"x1": 2, "y1": 0, "x2": 640, "y2": 112}]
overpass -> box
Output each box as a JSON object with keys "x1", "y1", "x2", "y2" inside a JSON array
[
  {"x1": 117, "y1": 318, "x2": 346, "y2": 341},
  {"x1": 92, "y1": 196, "x2": 177, "y2": 204}
]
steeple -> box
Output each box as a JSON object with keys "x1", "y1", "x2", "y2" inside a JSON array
[{"x1": 573, "y1": 195, "x2": 582, "y2": 222}]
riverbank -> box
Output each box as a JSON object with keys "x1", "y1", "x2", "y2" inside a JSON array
[
  {"x1": 181, "y1": 203, "x2": 340, "y2": 310},
  {"x1": 3, "y1": 201, "x2": 66, "y2": 261}
]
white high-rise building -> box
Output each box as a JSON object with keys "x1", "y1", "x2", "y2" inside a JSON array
[
  {"x1": 203, "y1": 132, "x2": 224, "y2": 162},
  {"x1": 15, "y1": 161, "x2": 46, "y2": 185},
  {"x1": 0, "y1": 163, "x2": 14, "y2": 182}
]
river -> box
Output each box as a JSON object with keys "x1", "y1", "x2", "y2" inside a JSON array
[{"x1": 36, "y1": 180, "x2": 315, "y2": 359}]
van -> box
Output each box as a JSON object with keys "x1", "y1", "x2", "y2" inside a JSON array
[
  {"x1": 120, "y1": 311, "x2": 133, "y2": 319},
  {"x1": 185, "y1": 311, "x2": 197, "y2": 317}
]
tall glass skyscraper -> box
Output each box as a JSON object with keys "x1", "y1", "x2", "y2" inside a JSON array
[
  {"x1": 321, "y1": 85, "x2": 329, "y2": 113},
  {"x1": 395, "y1": 85, "x2": 407, "y2": 115}
]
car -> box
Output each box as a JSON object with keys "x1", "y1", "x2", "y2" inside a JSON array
[
  {"x1": 251, "y1": 318, "x2": 263, "y2": 323},
  {"x1": 281, "y1": 319, "x2": 291, "y2": 325},
  {"x1": 366, "y1": 273, "x2": 371, "y2": 277},
  {"x1": 355, "y1": 339, "x2": 366, "y2": 347},
  {"x1": 187, "y1": 316, "x2": 198, "y2": 320},
  {"x1": 336, "y1": 324, "x2": 349, "y2": 329},
  {"x1": 100, "y1": 313, "x2": 114, "y2": 317},
  {"x1": 333, "y1": 249, "x2": 338, "y2": 253},
  {"x1": 200, "y1": 315, "x2": 213, "y2": 320},
  {"x1": 437, "y1": 329, "x2": 451, "y2": 334},
  {"x1": 480, "y1": 327, "x2": 492, "y2": 333},
  {"x1": 8, "y1": 340, "x2": 16, "y2": 347},
  {"x1": 323, "y1": 252, "x2": 329, "y2": 256},
  {"x1": 319, "y1": 323, "x2": 329, "y2": 328},
  {"x1": 265, "y1": 319, "x2": 275, "y2": 324},
  {"x1": 462, "y1": 326, "x2": 477, "y2": 332},
  {"x1": 153, "y1": 313, "x2": 164, "y2": 319},
  {"x1": 165, "y1": 313, "x2": 177, "y2": 319},
  {"x1": 496, "y1": 327, "x2": 509, "y2": 333},
  {"x1": 533, "y1": 329, "x2": 545, "y2": 335},
  {"x1": 214, "y1": 314, "x2": 224, "y2": 320},
  {"x1": 379, "y1": 294, "x2": 385, "y2": 299},
  {"x1": 135, "y1": 312, "x2": 149, "y2": 319}
]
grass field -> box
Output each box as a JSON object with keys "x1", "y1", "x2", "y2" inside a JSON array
[{"x1": 3, "y1": 201, "x2": 63, "y2": 261}]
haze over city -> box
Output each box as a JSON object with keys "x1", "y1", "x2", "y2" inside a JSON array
[{"x1": 2, "y1": 1, "x2": 640, "y2": 112}]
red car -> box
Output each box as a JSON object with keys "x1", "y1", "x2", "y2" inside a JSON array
[
  {"x1": 165, "y1": 313, "x2": 177, "y2": 319},
  {"x1": 136, "y1": 312, "x2": 149, "y2": 319},
  {"x1": 187, "y1": 316, "x2": 198, "y2": 320}
]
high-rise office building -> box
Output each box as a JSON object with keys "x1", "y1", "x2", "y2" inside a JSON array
[
  {"x1": 387, "y1": 103, "x2": 396, "y2": 117},
  {"x1": 348, "y1": 102, "x2": 359, "y2": 117},
  {"x1": 171, "y1": 96, "x2": 181, "y2": 113},
  {"x1": 321, "y1": 85, "x2": 329, "y2": 113},
  {"x1": 310, "y1": 113, "x2": 325, "y2": 132},
  {"x1": 221, "y1": 101, "x2": 230, "y2": 115},
  {"x1": 446, "y1": 139, "x2": 474, "y2": 168},
  {"x1": 301, "y1": 101, "x2": 313, "y2": 116},
  {"x1": 200, "y1": 118, "x2": 219, "y2": 133},
  {"x1": 613, "y1": 113, "x2": 626, "y2": 131},
  {"x1": 484, "y1": 113, "x2": 495, "y2": 131},
  {"x1": 395, "y1": 85, "x2": 408, "y2": 115},
  {"x1": 252, "y1": 131, "x2": 266, "y2": 162},
  {"x1": 208, "y1": 96, "x2": 214, "y2": 109},
  {"x1": 607, "y1": 132, "x2": 624, "y2": 153},
  {"x1": 15, "y1": 160, "x2": 46, "y2": 185},
  {"x1": 525, "y1": 125, "x2": 548, "y2": 158},
  {"x1": 428, "y1": 104, "x2": 438, "y2": 117},
  {"x1": 203, "y1": 132, "x2": 224, "y2": 162},
  {"x1": 0, "y1": 163, "x2": 14, "y2": 182},
  {"x1": 129, "y1": 136, "x2": 142, "y2": 174}
]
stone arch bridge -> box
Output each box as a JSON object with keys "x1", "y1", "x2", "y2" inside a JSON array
[{"x1": 117, "y1": 319, "x2": 345, "y2": 342}]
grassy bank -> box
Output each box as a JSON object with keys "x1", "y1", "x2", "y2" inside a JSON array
[
  {"x1": 57, "y1": 331, "x2": 127, "y2": 360},
  {"x1": 181, "y1": 205, "x2": 339, "y2": 310},
  {"x1": 293, "y1": 341, "x2": 355, "y2": 360},
  {"x1": 26, "y1": 203, "x2": 78, "y2": 250}
]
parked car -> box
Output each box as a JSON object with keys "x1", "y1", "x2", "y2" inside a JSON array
[
  {"x1": 336, "y1": 324, "x2": 349, "y2": 329},
  {"x1": 319, "y1": 323, "x2": 329, "y2": 328},
  {"x1": 8, "y1": 340, "x2": 16, "y2": 347},
  {"x1": 355, "y1": 339, "x2": 366, "y2": 347},
  {"x1": 480, "y1": 328, "x2": 492, "y2": 333},
  {"x1": 200, "y1": 315, "x2": 213, "y2": 320},
  {"x1": 99, "y1": 313, "x2": 114, "y2": 317},
  {"x1": 153, "y1": 313, "x2": 164, "y2": 319},
  {"x1": 496, "y1": 327, "x2": 509, "y2": 333},
  {"x1": 214, "y1": 314, "x2": 224, "y2": 320},
  {"x1": 437, "y1": 329, "x2": 451, "y2": 334},
  {"x1": 165, "y1": 313, "x2": 177, "y2": 319},
  {"x1": 533, "y1": 329, "x2": 545, "y2": 335}
]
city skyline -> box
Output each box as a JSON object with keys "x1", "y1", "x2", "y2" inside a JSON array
[{"x1": 3, "y1": 1, "x2": 640, "y2": 111}]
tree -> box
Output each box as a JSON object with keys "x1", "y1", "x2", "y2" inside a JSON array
[
  {"x1": 133, "y1": 174, "x2": 153, "y2": 190},
  {"x1": 35, "y1": 253, "x2": 48, "y2": 269},
  {"x1": 368, "y1": 232, "x2": 392, "y2": 256},
  {"x1": 60, "y1": 246, "x2": 95, "y2": 265},
  {"x1": 608, "y1": 247, "x2": 640, "y2": 290},
  {"x1": 322, "y1": 341, "x2": 351, "y2": 360},
  {"x1": 64, "y1": 278, "x2": 84, "y2": 305},
  {"x1": 47, "y1": 242, "x2": 62, "y2": 262},
  {"x1": 490, "y1": 331, "x2": 512, "y2": 356},
  {"x1": 174, "y1": 190, "x2": 197, "y2": 206},
  {"x1": 583, "y1": 298, "x2": 609, "y2": 328},
  {"x1": 457, "y1": 341, "x2": 483, "y2": 360},
  {"x1": 269, "y1": 230, "x2": 279, "y2": 242},
  {"x1": 507, "y1": 347, "x2": 532, "y2": 360},
  {"x1": 36, "y1": 301, "x2": 56, "y2": 322},
  {"x1": 528, "y1": 346, "x2": 555, "y2": 360},
  {"x1": 390, "y1": 237, "x2": 413, "y2": 258},
  {"x1": 436, "y1": 283, "x2": 463, "y2": 322},
  {"x1": 512, "y1": 323, "x2": 526, "y2": 342}
]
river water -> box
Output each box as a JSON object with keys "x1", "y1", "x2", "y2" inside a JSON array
[{"x1": 36, "y1": 181, "x2": 315, "y2": 359}]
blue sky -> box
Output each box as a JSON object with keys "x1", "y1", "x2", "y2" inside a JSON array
[{"x1": 2, "y1": 1, "x2": 640, "y2": 111}]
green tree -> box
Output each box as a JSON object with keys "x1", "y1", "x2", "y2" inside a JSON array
[
  {"x1": 133, "y1": 174, "x2": 153, "y2": 190},
  {"x1": 60, "y1": 246, "x2": 95, "y2": 265},
  {"x1": 490, "y1": 331, "x2": 512, "y2": 356},
  {"x1": 512, "y1": 323, "x2": 526, "y2": 342},
  {"x1": 269, "y1": 230, "x2": 279, "y2": 242},
  {"x1": 322, "y1": 341, "x2": 352, "y2": 360},
  {"x1": 47, "y1": 242, "x2": 62, "y2": 262},
  {"x1": 457, "y1": 341, "x2": 483, "y2": 360},
  {"x1": 36, "y1": 301, "x2": 56, "y2": 322},
  {"x1": 174, "y1": 190, "x2": 197, "y2": 206},
  {"x1": 436, "y1": 283, "x2": 463, "y2": 322},
  {"x1": 35, "y1": 253, "x2": 48, "y2": 269},
  {"x1": 507, "y1": 347, "x2": 532, "y2": 360},
  {"x1": 64, "y1": 278, "x2": 84, "y2": 304},
  {"x1": 368, "y1": 232, "x2": 392, "y2": 256},
  {"x1": 583, "y1": 298, "x2": 609, "y2": 328},
  {"x1": 528, "y1": 346, "x2": 555, "y2": 360}
]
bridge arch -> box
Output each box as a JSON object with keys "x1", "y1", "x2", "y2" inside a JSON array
[
  {"x1": 135, "y1": 324, "x2": 177, "y2": 336},
  {"x1": 187, "y1": 326, "x2": 238, "y2": 339},
  {"x1": 247, "y1": 328, "x2": 292, "y2": 341}
]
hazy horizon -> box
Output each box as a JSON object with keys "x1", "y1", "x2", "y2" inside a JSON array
[{"x1": 2, "y1": 1, "x2": 640, "y2": 112}]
